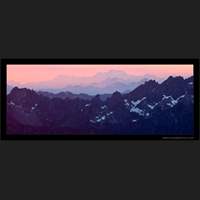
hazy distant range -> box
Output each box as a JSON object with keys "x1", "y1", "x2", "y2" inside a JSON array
[{"x1": 7, "y1": 70, "x2": 164, "y2": 95}]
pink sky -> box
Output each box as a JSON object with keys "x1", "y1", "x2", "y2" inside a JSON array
[{"x1": 7, "y1": 64, "x2": 193, "y2": 84}]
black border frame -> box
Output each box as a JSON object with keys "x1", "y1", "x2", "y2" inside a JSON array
[{"x1": 1, "y1": 58, "x2": 199, "y2": 140}]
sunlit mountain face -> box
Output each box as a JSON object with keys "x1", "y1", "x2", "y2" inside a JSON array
[{"x1": 7, "y1": 75, "x2": 194, "y2": 135}]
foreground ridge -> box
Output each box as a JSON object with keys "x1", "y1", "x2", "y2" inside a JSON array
[{"x1": 7, "y1": 76, "x2": 194, "y2": 135}]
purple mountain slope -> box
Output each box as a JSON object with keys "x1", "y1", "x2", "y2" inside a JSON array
[{"x1": 7, "y1": 76, "x2": 194, "y2": 135}]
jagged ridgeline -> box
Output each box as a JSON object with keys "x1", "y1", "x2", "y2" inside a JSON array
[{"x1": 7, "y1": 76, "x2": 194, "y2": 135}]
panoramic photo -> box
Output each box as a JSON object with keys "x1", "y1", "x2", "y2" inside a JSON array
[{"x1": 6, "y1": 64, "x2": 194, "y2": 136}]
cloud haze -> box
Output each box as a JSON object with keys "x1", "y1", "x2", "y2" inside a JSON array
[{"x1": 7, "y1": 64, "x2": 193, "y2": 84}]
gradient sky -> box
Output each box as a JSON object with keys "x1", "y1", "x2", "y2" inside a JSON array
[{"x1": 7, "y1": 64, "x2": 193, "y2": 84}]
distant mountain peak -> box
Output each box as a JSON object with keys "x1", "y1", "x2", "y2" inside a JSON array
[
  {"x1": 95, "y1": 70, "x2": 128, "y2": 78},
  {"x1": 112, "y1": 90, "x2": 122, "y2": 96},
  {"x1": 160, "y1": 76, "x2": 185, "y2": 87},
  {"x1": 185, "y1": 76, "x2": 193, "y2": 82},
  {"x1": 144, "y1": 79, "x2": 159, "y2": 86},
  {"x1": 165, "y1": 75, "x2": 184, "y2": 81},
  {"x1": 92, "y1": 94, "x2": 101, "y2": 102},
  {"x1": 107, "y1": 70, "x2": 127, "y2": 74},
  {"x1": 136, "y1": 79, "x2": 159, "y2": 91},
  {"x1": 110, "y1": 91, "x2": 123, "y2": 102},
  {"x1": 9, "y1": 87, "x2": 38, "y2": 99},
  {"x1": 11, "y1": 86, "x2": 35, "y2": 94}
]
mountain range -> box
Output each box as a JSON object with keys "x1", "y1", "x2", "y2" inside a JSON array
[
  {"x1": 7, "y1": 76, "x2": 194, "y2": 135},
  {"x1": 7, "y1": 70, "x2": 163, "y2": 95}
]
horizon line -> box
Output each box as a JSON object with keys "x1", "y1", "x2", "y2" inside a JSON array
[{"x1": 7, "y1": 73, "x2": 193, "y2": 86}]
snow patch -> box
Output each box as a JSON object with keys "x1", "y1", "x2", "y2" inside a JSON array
[
  {"x1": 177, "y1": 95, "x2": 185, "y2": 101},
  {"x1": 96, "y1": 115, "x2": 106, "y2": 122},
  {"x1": 124, "y1": 99, "x2": 130, "y2": 106},
  {"x1": 92, "y1": 114, "x2": 107, "y2": 123},
  {"x1": 101, "y1": 105, "x2": 107, "y2": 109},
  {"x1": 31, "y1": 104, "x2": 38, "y2": 110},
  {"x1": 167, "y1": 103, "x2": 173, "y2": 107},
  {"x1": 106, "y1": 112, "x2": 113, "y2": 116},
  {"x1": 148, "y1": 103, "x2": 158, "y2": 109},
  {"x1": 128, "y1": 97, "x2": 146, "y2": 116},
  {"x1": 10, "y1": 101, "x2": 15, "y2": 106},
  {"x1": 131, "y1": 97, "x2": 146, "y2": 107},
  {"x1": 101, "y1": 116, "x2": 106, "y2": 120},
  {"x1": 171, "y1": 99, "x2": 177, "y2": 105},
  {"x1": 162, "y1": 95, "x2": 173, "y2": 100},
  {"x1": 85, "y1": 104, "x2": 90, "y2": 107},
  {"x1": 163, "y1": 94, "x2": 186, "y2": 108},
  {"x1": 130, "y1": 107, "x2": 145, "y2": 116},
  {"x1": 132, "y1": 119, "x2": 137, "y2": 123}
]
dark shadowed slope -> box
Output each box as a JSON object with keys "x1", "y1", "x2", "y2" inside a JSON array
[{"x1": 7, "y1": 76, "x2": 194, "y2": 135}]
